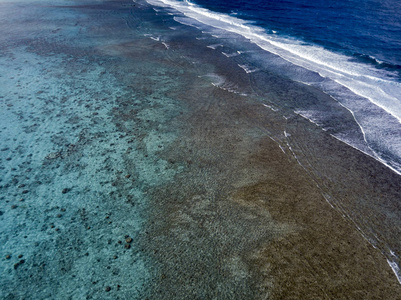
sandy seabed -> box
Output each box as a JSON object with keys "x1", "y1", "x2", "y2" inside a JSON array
[{"x1": 0, "y1": 0, "x2": 400, "y2": 299}]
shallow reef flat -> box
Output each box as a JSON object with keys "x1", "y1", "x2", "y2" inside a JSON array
[{"x1": 0, "y1": 0, "x2": 400, "y2": 299}]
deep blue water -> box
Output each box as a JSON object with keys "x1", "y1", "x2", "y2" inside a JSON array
[{"x1": 190, "y1": 0, "x2": 401, "y2": 69}]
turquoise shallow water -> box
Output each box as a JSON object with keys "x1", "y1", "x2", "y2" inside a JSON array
[
  {"x1": 1, "y1": 0, "x2": 401, "y2": 298},
  {"x1": 0, "y1": 1, "x2": 162, "y2": 297}
]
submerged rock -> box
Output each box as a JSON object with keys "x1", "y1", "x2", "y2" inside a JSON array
[
  {"x1": 45, "y1": 152, "x2": 62, "y2": 160},
  {"x1": 61, "y1": 188, "x2": 70, "y2": 194}
]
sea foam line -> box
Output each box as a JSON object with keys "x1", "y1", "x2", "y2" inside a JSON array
[
  {"x1": 238, "y1": 64, "x2": 259, "y2": 74},
  {"x1": 207, "y1": 43, "x2": 223, "y2": 50},
  {"x1": 222, "y1": 51, "x2": 240, "y2": 57},
  {"x1": 387, "y1": 260, "x2": 401, "y2": 285}
]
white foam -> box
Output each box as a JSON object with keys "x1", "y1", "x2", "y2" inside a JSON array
[
  {"x1": 295, "y1": 110, "x2": 323, "y2": 128},
  {"x1": 145, "y1": 34, "x2": 161, "y2": 41},
  {"x1": 387, "y1": 259, "x2": 401, "y2": 284},
  {"x1": 238, "y1": 64, "x2": 259, "y2": 74},
  {"x1": 200, "y1": 73, "x2": 242, "y2": 94},
  {"x1": 322, "y1": 193, "x2": 335, "y2": 209},
  {"x1": 184, "y1": 0, "x2": 195, "y2": 6},
  {"x1": 329, "y1": 133, "x2": 401, "y2": 176},
  {"x1": 173, "y1": 16, "x2": 202, "y2": 30},
  {"x1": 283, "y1": 131, "x2": 306, "y2": 169},
  {"x1": 262, "y1": 103, "x2": 278, "y2": 112},
  {"x1": 207, "y1": 43, "x2": 223, "y2": 50},
  {"x1": 221, "y1": 51, "x2": 239, "y2": 57},
  {"x1": 336, "y1": 102, "x2": 369, "y2": 145}
]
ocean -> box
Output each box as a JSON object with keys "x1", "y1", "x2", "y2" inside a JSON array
[
  {"x1": 187, "y1": 0, "x2": 401, "y2": 67},
  {"x1": 146, "y1": 0, "x2": 401, "y2": 287},
  {"x1": 1, "y1": 0, "x2": 401, "y2": 298},
  {"x1": 148, "y1": 0, "x2": 401, "y2": 175}
]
